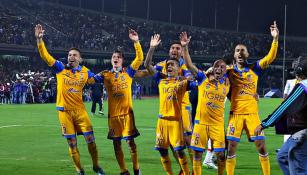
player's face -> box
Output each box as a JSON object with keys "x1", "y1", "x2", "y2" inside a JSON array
[
  {"x1": 234, "y1": 45, "x2": 249, "y2": 65},
  {"x1": 67, "y1": 50, "x2": 81, "y2": 68},
  {"x1": 111, "y1": 53, "x2": 123, "y2": 68},
  {"x1": 213, "y1": 60, "x2": 227, "y2": 80},
  {"x1": 166, "y1": 60, "x2": 179, "y2": 77},
  {"x1": 169, "y1": 44, "x2": 182, "y2": 60}
]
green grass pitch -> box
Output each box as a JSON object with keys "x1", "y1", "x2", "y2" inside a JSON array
[{"x1": 0, "y1": 98, "x2": 284, "y2": 175}]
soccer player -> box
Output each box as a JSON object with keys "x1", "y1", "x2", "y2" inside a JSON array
[
  {"x1": 135, "y1": 35, "x2": 194, "y2": 170},
  {"x1": 96, "y1": 29, "x2": 143, "y2": 175},
  {"x1": 34, "y1": 24, "x2": 105, "y2": 175},
  {"x1": 180, "y1": 32, "x2": 229, "y2": 175},
  {"x1": 225, "y1": 21, "x2": 279, "y2": 175},
  {"x1": 90, "y1": 82, "x2": 104, "y2": 116},
  {"x1": 144, "y1": 34, "x2": 191, "y2": 175}
]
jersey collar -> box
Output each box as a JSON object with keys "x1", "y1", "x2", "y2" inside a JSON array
[
  {"x1": 71, "y1": 65, "x2": 82, "y2": 73},
  {"x1": 234, "y1": 64, "x2": 249, "y2": 76}
]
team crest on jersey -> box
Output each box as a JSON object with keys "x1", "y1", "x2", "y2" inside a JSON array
[
  {"x1": 120, "y1": 75, "x2": 126, "y2": 81},
  {"x1": 228, "y1": 124, "x2": 235, "y2": 135},
  {"x1": 206, "y1": 83, "x2": 210, "y2": 89},
  {"x1": 80, "y1": 73, "x2": 84, "y2": 81},
  {"x1": 247, "y1": 74, "x2": 253, "y2": 82},
  {"x1": 222, "y1": 87, "x2": 226, "y2": 95}
]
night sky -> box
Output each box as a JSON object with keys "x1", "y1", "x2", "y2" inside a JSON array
[{"x1": 50, "y1": 0, "x2": 307, "y2": 37}]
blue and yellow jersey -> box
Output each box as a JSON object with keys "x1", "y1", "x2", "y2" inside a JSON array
[
  {"x1": 195, "y1": 71, "x2": 230, "y2": 125},
  {"x1": 154, "y1": 73, "x2": 194, "y2": 120},
  {"x1": 100, "y1": 42, "x2": 144, "y2": 117},
  {"x1": 37, "y1": 41, "x2": 99, "y2": 111},
  {"x1": 228, "y1": 41, "x2": 278, "y2": 114},
  {"x1": 155, "y1": 58, "x2": 192, "y2": 106}
]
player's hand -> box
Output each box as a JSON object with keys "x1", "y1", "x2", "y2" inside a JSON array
[
  {"x1": 270, "y1": 21, "x2": 279, "y2": 40},
  {"x1": 150, "y1": 34, "x2": 161, "y2": 48},
  {"x1": 179, "y1": 32, "x2": 191, "y2": 47},
  {"x1": 129, "y1": 29, "x2": 139, "y2": 43},
  {"x1": 34, "y1": 24, "x2": 45, "y2": 39},
  {"x1": 254, "y1": 125, "x2": 264, "y2": 136}
]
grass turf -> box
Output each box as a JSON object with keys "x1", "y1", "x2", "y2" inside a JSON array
[{"x1": 0, "y1": 98, "x2": 284, "y2": 175}]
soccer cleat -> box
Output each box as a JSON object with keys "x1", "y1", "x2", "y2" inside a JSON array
[
  {"x1": 93, "y1": 166, "x2": 105, "y2": 175},
  {"x1": 202, "y1": 161, "x2": 218, "y2": 169},
  {"x1": 134, "y1": 169, "x2": 141, "y2": 175},
  {"x1": 77, "y1": 170, "x2": 85, "y2": 175},
  {"x1": 120, "y1": 171, "x2": 131, "y2": 175},
  {"x1": 98, "y1": 111, "x2": 104, "y2": 115}
]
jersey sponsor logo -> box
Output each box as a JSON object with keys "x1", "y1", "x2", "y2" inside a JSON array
[
  {"x1": 222, "y1": 87, "x2": 227, "y2": 95},
  {"x1": 112, "y1": 93, "x2": 125, "y2": 98},
  {"x1": 80, "y1": 73, "x2": 84, "y2": 81},
  {"x1": 247, "y1": 74, "x2": 253, "y2": 82},
  {"x1": 111, "y1": 82, "x2": 128, "y2": 91},
  {"x1": 64, "y1": 78, "x2": 84, "y2": 87},
  {"x1": 67, "y1": 88, "x2": 80, "y2": 93},
  {"x1": 241, "y1": 83, "x2": 256, "y2": 90},
  {"x1": 206, "y1": 102, "x2": 221, "y2": 109},
  {"x1": 206, "y1": 83, "x2": 210, "y2": 89},
  {"x1": 120, "y1": 75, "x2": 126, "y2": 81},
  {"x1": 156, "y1": 133, "x2": 164, "y2": 146},
  {"x1": 61, "y1": 123, "x2": 67, "y2": 134},
  {"x1": 203, "y1": 91, "x2": 225, "y2": 102}
]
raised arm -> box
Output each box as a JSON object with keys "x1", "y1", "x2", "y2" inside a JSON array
[
  {"x1": 144, "y1": 34, "x2": 161, "y2": 75},
  {"x1": 258, "y1": 21, "x2": 279, "y2": 69},
  {"x1": 35, "y1": 24, "x2": 57, "y2": 67},
  {"x1": 180, "y1": 32, "x2": 198, "y2": 77},
  {"x1": 129, "y1": 29, "x2": 144, "y2": 70}
]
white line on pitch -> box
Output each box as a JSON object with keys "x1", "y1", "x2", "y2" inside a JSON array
[{"x1": 0, "y1": 125, "x2": 21, "y2": 129}]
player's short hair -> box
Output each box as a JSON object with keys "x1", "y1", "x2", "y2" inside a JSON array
[
  {"x1": 170, "y1": 40, "x2": 182, "y2": 47},
  {"x1": 68, "y1": 47, "x2": 82, "y2": 57},
  {"x1": 295, "y1": 56, "x2": 307, "y2": 77},
  {"x1": 222, "y1": 54, "x2": 234, "y2": 65},
  {"x1": 166, "y1": 58, "x2": 180, "y2": 66},
  {"x1": 113, "y1": 49, "x2": 125, "y2": 59},
  {"x1": 213, "y1": 59, "x2": 226, "y2": 67}
]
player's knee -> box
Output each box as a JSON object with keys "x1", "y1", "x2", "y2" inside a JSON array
[
  {"x1": 113, "y1": 140, "x2": 122, "y2": 151},
  {"x1": 159, "y1": 149, "x2": 169, "y2": 157},
  {"x1": 176, "y1": 150, "x2": 185, "y2": 158},
  {"x1": 216, "y1": 152, "x2": 226, "y2": 161},
  {"x1": 84, "y1": 134, "x2": 95, "y2": 143},
  {"x1": 227, "y1": 141, "x2": 237, "y2": 155},
  {"x1": 255, "y1": 140, "x2": 266, "y2": 154},
  {"x1": 194, "y1": 150, "x2": 203, "y2": 160},
  {"x1": 67, "y1": 138, "x2": 77, "y2": 148},
  {"x1": 127, "y1": 140, "x2": 137, "y2": 152}
]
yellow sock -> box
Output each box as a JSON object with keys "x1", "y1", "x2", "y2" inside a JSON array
[
  {"x1": 178, "y1": 156, "x2": 190, "y2": 175},
  {"x1": 217, "y1": 159, "x2": 226, "y2": 175},
  {"x1": 226, "y1": 156, "x2": 236, "y2": 175},
  {"x1": 193, "y1": 159, "x2": 202, "y2": 175},
  {"x1": 259, "y1": 155, "x2": 270, "y2": 175},
  {"x1": 188, "y1": 148, "x2": 194, "y2": 165},
  {"x1": 161, "y1": 156, "x2": 173, "y2": 175},
  {"x1": 130, "y1": 147, "x2": 139, "y2": 170},
  {"x1": 115, "y1": 148, "x2": 127, "y2": 173},
  {"x1": 87, "y1": 142, "x2": 99, "y2": 168},
  {"x1": 69, "y1": 147, "x2": 82, "y2": 172}
]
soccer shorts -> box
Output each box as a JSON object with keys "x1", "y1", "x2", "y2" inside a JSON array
[
  {"x1": 155, "y1": 118, "x2": 185, "y2": 151},
  {"x1": 182, "y1": 105, "x2": 193, "y2": 136},
  {"x1": 226, "y1": 113, "x2": 265, "y2": 142},
  {"x1": 190, "y1": 123, "x2": 225, "y2": 152},
  {"x1": 107, "y1": 111, "x2": 140, "y2": 140},
  {"x1": 58, "y1": 109, "x2": 93, "y2": 139}
]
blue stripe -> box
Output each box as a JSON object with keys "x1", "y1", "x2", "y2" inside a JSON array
[
  {"x1": 158, "y1": 114, "x2": 163, "y2": 118},
  {"x1": 185, "y1": 106, "x2": 191, "y2": 110},
  {"x1": 56, "y1": 106, "x2": 64, "y2": 111},
  {"x1": 173, "y1": 146, "x2": 186, "y2": 151},
  {"x1": 189, "y1": 146, "x2": 205, "y2": 152},
  {"x1": 83, "y1": 131, "x2": 94, "y2": 136},
  {"x1": 94, "y1": 74, "x2": 103, "y2": 83},
  {"x1": 127, "y1": 66, "x2": 136, "y2": 78},
  {"x1": 249, "y1": 136, "x2": 265, "y2": 142},
  {"x1": 63, "y1": 134, "x2": 76, "y2": 139},
  {"x1": 108, "y1": 132, "x2": 140, "y2": 140},
  {"x1": 154, "y1": 147, "x2": 167, "y2": 151},
  {"x1": 213, "y1": 148, "x2": 225, "y2": 152},
  {"x1": 184, "y1": 131, "x2": 192, "y2": 136},
  {"x1": 263, "y1": 87, "x2": 303, "y2": 127},
  {"x1": 194, "y1": 120, "x2": 200, "y2": 124},
  {"x1": 226, "y1": 136, "x2": 240, "y2": 142}
]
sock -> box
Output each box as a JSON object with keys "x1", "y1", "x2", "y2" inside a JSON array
[
  {"x1": 87, "y1": 142, "x2": 99, "y2": 168},
  {"x1": 178, "y1": 156, "x2": 190, "y2": 175},
  {"x1": 193, "y1": 159, "x2": 202, "y2": 175},
  {"x1": 204, "y1": 150, "x2": 214, "y2": 163},
  {"x1": 188, "y1": 148, "x2": 194, "y2": 165},
  {"x1": 226, "y1": 155, "x2": 236, "y2": 175},
  {"x1": 161, "y1": 156, "x2": 173, "y2": 175},
  {"x1": 259, "y1": 154, "x2": 270, "y2": 175},
  {"x1": 115, "y1": 147, "x2": 127, "y2": 173},
  {"x1": 130, "y1": 145, "x2": 139, "y2": 170},
  {"x1": 217, "y1": 159, "x2": 226, "y2": 175},
  {"x1": 69, "y1": 147, "x2": 82, "y2": 172}
]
